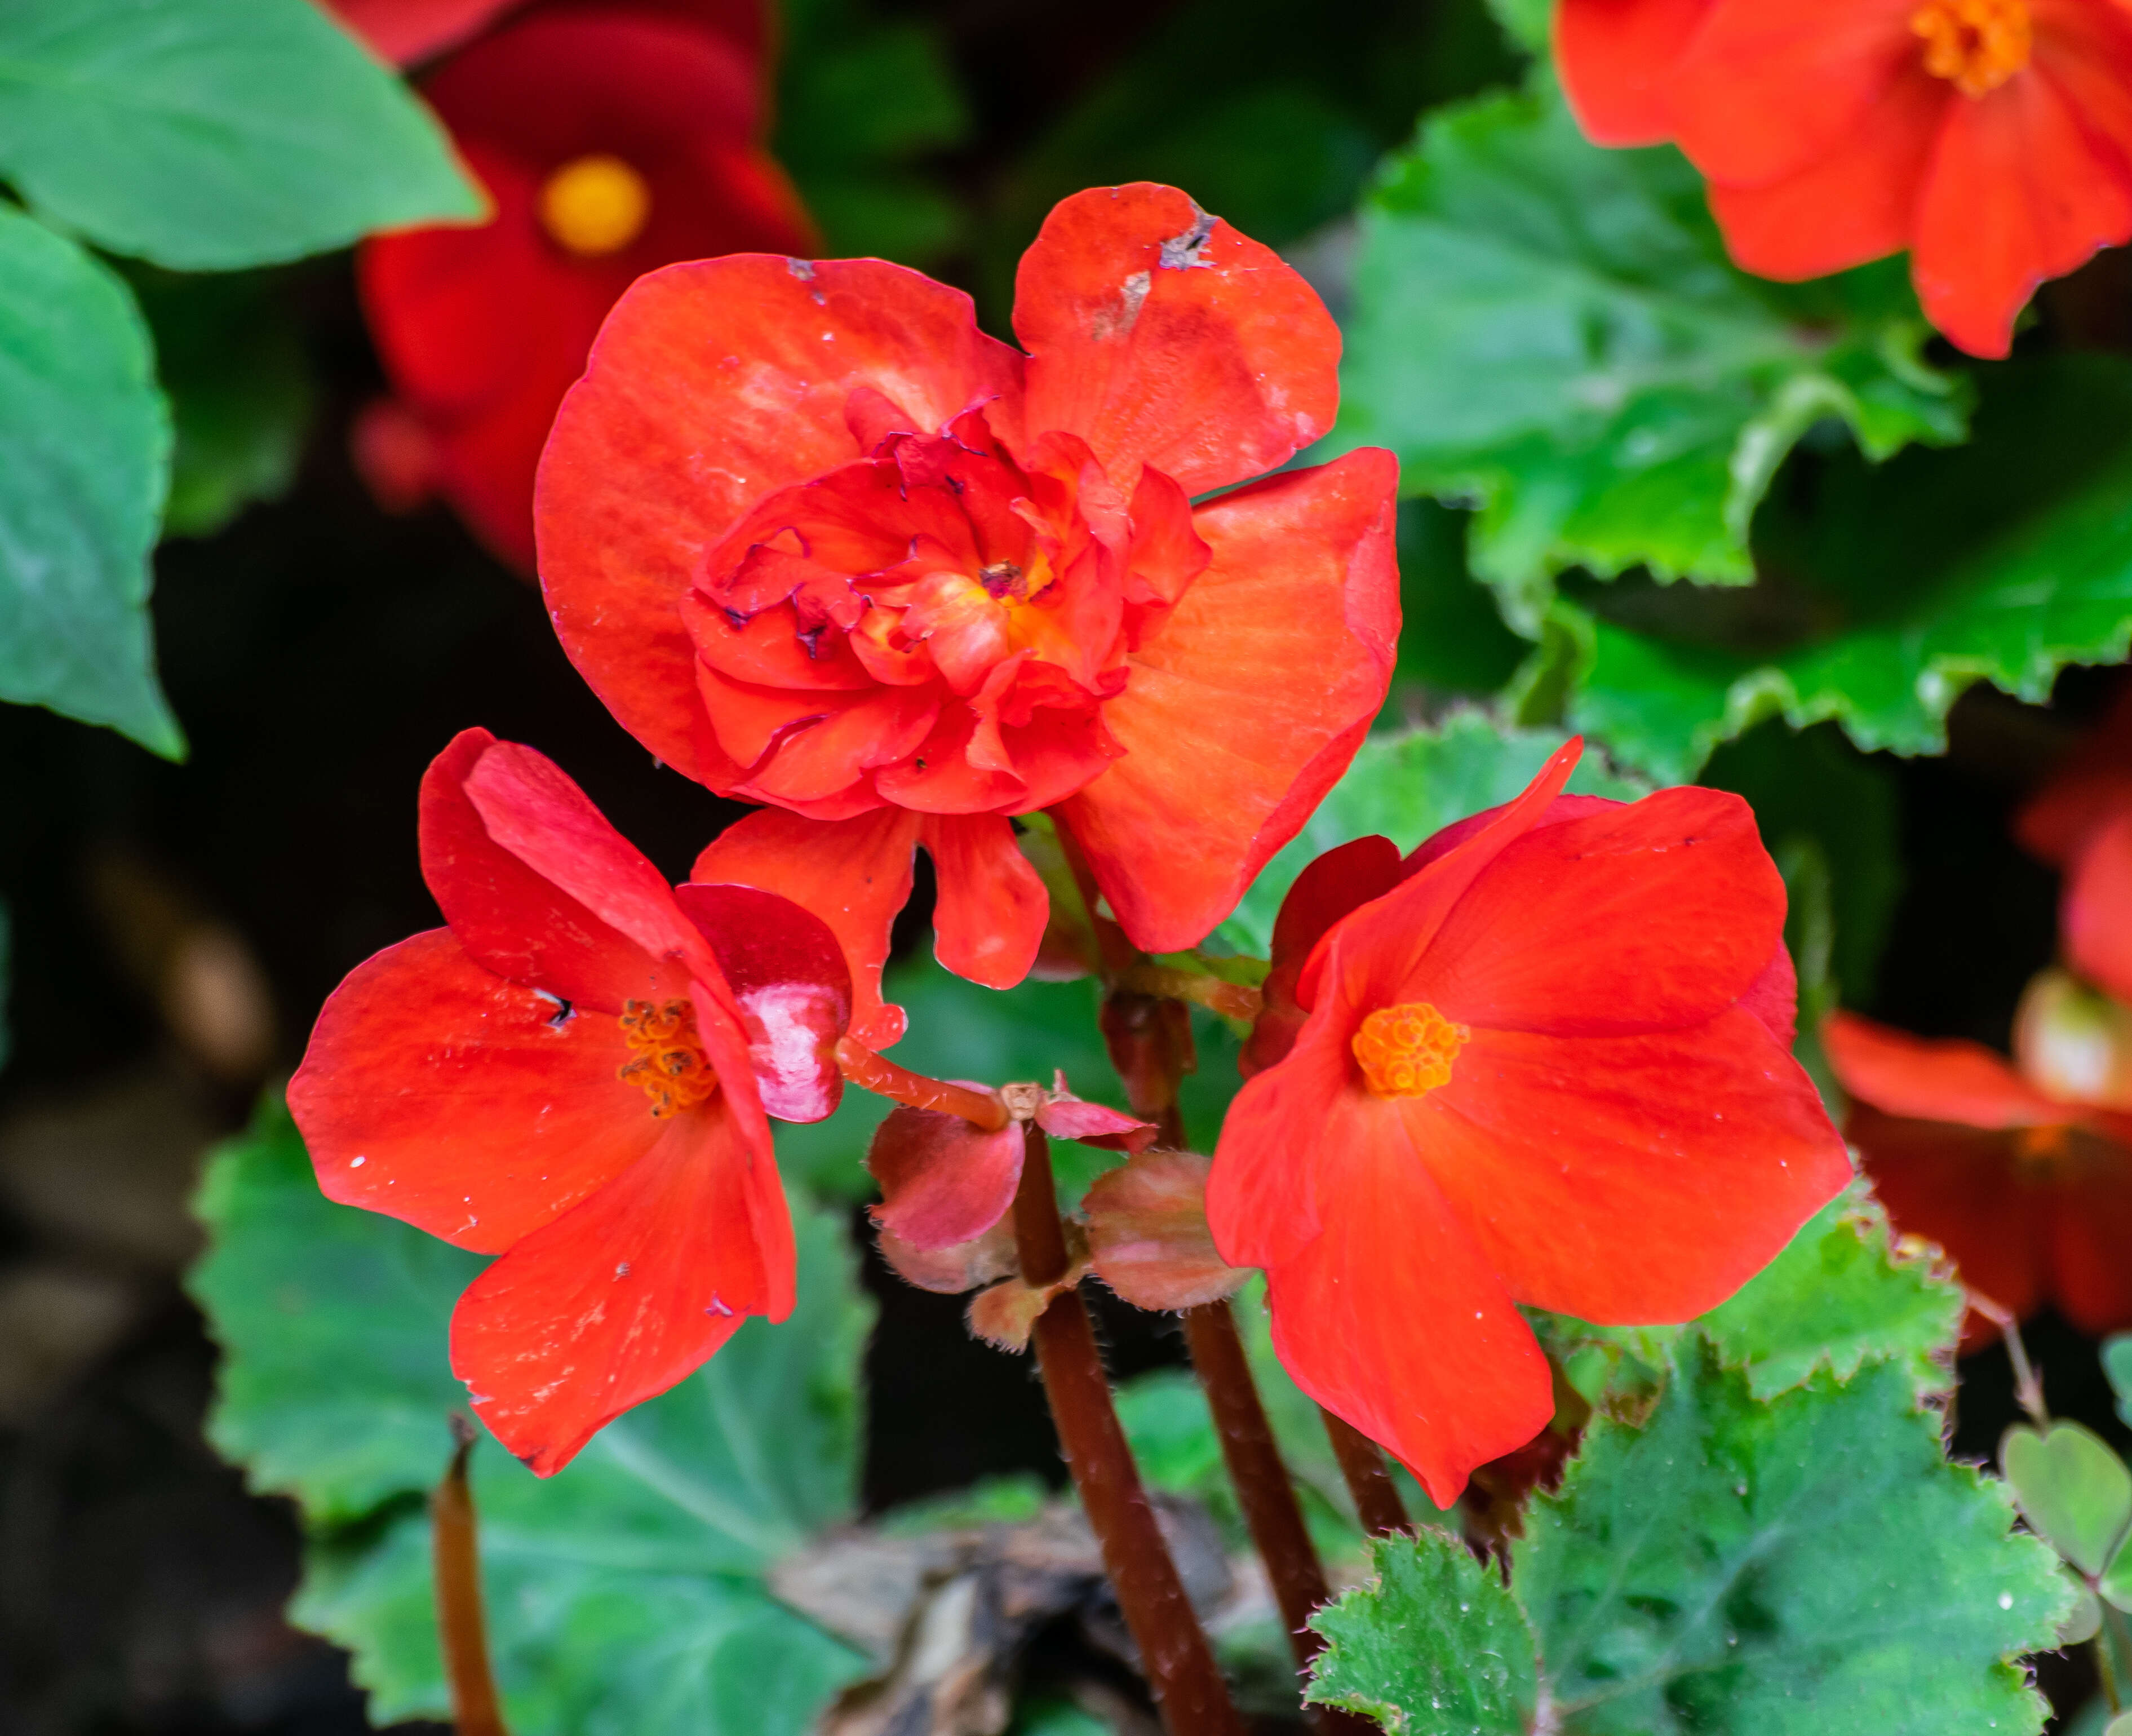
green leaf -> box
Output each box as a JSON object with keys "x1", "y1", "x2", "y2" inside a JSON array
[
  {"x1": 2001, "y1": 1422, "x2": 2132, "y2": 1578},
  {"x1": 0, "y1": 206, "x2": 180, "y2": 755},
  {"x1": 1568, "y1": 355, "x2": 2132, "y2": 782},
  {"x1": 0, "y1": 0, "x2": 481, "y2": 271},
  {"x1": 1216, "y1": 712, "x2": 1648, "y2": 958},
  {"x1": 1694, "y1": 1183, "x2": 1960, "y2": 1401},
  {"x1": 1389, "y1": 499, "x2": 1531, "y2": 705},
  {"x1": 1328, "y1": 72, "x2": 1966, "y2": 637},
  {"x1": 1311, "y1": 1339, "x2": 2070, "y2": 1735},
  {"x1": 1308, "y1": 1527, "x2": 1537, "y2": 1734},
  {"x1": 189, "y1": 1094, "x2": 872, "y2": 1734},
  {"x1": 2107, "y1": 1335, "x2": 2132, "y2": 1427},
  {"x1": 128, "y1": 267, "x2": 312, "y2": 539}
]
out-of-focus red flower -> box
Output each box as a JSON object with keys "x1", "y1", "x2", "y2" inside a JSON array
[
  {"x1": 538, "y1": 183, "x2": 1399, "y2": 1025},
  {"x1": 1554, "y1": 0, "x2": 2132, "y2": 357},
  {"x1": 326, "y1": 0, "x2": 765, "y2": 71},
  {"x1": 356, "y1": 6, "x2": 813, "y2": 571},
  {"x1": 1206, "y1": 741, "x2": 1849, "y2": 1504},
  {"x1": 1827, "y1": 976, "x2": 2132, "y2": 1343},
  {"x1": 288, "y1": 727, "x2": 852, "y2": 1473},
  {"x1": 2019, "y1": 685, "x2": 2132, "y2": 1005}
]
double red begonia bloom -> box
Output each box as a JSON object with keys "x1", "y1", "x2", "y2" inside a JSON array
[
  {"x1": 1826, "y1": 981, "x2": 2132, "y2": 1343},
  {"x1": 2018, "y1": 685, "x2": 2132, "y2": 1006},
  {"x1": 329, "y1": 0, "x2": 763, "y2": 68},
  {"x1": 289, "y1": 727, "x2": 853, "y2": 1474},
  {"x1": 537, "y1": 183, "x2": 1400, "y2": 1044},
  {"x1": 356, "y1": 5, "x2": 813, "y2": 570},
  {"x1": 1208, "y1": 742, "x2": 1850, "y2": 1504},
  {"x1": 1554, "y1": 0, "x2": 2132, "y2": 357}
]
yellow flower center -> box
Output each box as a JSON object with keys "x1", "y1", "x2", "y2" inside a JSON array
[
  {"x1": 618, "y1": 998, "x2": 719, "y2": 1117},
  {"x1": 1912, "y1": 0, "x2": 2031, "y2": 98},
  {"x1": 1353, "y1": 1002, "x2": 1469, "y2": 1098},
  {"x1": 538, "y1": 154, "x2": 651, "y2": 256}
]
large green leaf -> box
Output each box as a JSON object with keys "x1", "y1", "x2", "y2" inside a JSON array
[
  {"x1": 0, "y1": 0, "x2": 480, "y2": 271},
  {"x1": 0, "y1": 206, "x2": 179, "y2": 755},
  {"x1": 1215, "y1": 713, "x2": 1648, "y2": 959},
  {"x1": 1328, "y1": 71, "x2": 1966, "y2": 636},
  {"x1": 1568, "y1": 354, "x2": 2132, "y2": 782},
  {"x1": 1310, "y1": 1340, "x2": 2068, "y2": 1735},
  {"x1": 190, "y1": 1096, "x2": 871, "y2": 1734}
]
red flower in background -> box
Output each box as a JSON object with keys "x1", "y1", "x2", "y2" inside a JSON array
[
  {"x1": 1826, "y1": 978, "x2": 2132, "y2": 1343},
  {"x1": 288, "y1": 728, "x2": 853, "y2": 1473},
  {"x1": 1208, "y1": 742, "x2": 1849, "y2": 1504},
  {"x1": 2019, "y1": 684, "x2": 2132, "y2": 1004},
  {"x1": 1554, "y1": 0, "x2": 2132, "y2": 357},
  {"x1": 329, "y1": 0, "x2": 764, "y2": 67},
  {"x1": 539, "y1": 183, "x2": 1399, "y2": 1040},
  {"x1": 355, "y1": 6, "x2": 814, "y2": 570}
]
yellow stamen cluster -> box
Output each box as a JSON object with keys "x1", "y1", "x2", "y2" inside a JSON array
[
  {"x1": 1352, "y1": 1002, "x2": 1469, "y2": 1099},
  {"x1": 1912, "y1": 0, "x2": 2031, "y2": 98},
  {"x1": 538, "y1": 153, "x2": 652, "y2": 257},
  {"x1": 618, "y1": 998, "x2": 719, "y2": 1117}
]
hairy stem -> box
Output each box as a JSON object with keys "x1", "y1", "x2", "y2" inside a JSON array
[
  {"x1": 835, "y1": 1035, "x2": 1009, "y2": 1129},
  {"x1": 1014, "y1": 1127, "x2": 1243, "y2": 1736},
  {"x1": 1117, "y1": 961, "x2": 1264, "y2": 1024},
  {"x1": 432, "y1": 1416, "x2": 509, "y2": 1736},
  {"x1": 1320, "y1": 1407, "x2": 1410, "y2": 1537}
]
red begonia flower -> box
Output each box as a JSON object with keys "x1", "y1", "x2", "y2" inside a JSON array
[
  {"x1": 328, "y1": 0, "x2": 764, "y2": 67},
  {"x1": 1826, "y1": 987, "x2": 2132, "y2": 1341},
  {"x1": 288, "y1": 727, "x2": 851, "y2": 1473},
  {"x1": 1555, "y1": 0, "x2": 2132, "y2": 357},
  {"x1": 537, "y1": 183, "x2": 1400, "y2": 1023},
  {"x1": 1207, "y1": 741, "x2": 1850, "y2": 1504},
  {"x1": 2018, "y1": 685, "x2": 2132, "y2": 1004},
  {"x1": 356, "y1": 7, "x2": 813, "y2": 571}
]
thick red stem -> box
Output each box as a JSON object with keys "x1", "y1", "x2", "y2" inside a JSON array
[
  {"x1": 1013, "y1": 1127, "x2": 1243, "y2": 1736},
  {"x1": 1320, "y1": 1407, "x2": 1410, "y2": 1537},
  {"x1": 432, "y1": 1417, "x2": 509, "y2": 1736},
  {"x1": 835, "y1": 1034, "x2": 1009, "y2": 1130}
]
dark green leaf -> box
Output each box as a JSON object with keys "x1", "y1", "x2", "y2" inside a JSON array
[
  {"x1": 2001, "y1": 1423, "x2": 2132, "y2": 1578},
  {"x1": 189, "y1": 1094, "x2": 872, "y2": 1734},
  {"x1": 2107, "y1": 1336, "x2": 2132, "y2": 1427},
  {"x1": 1568, "y1": 355, "x2": 2132, "y2": 781},
  {"x1": 0, "y1": 0, "x2": 481, "y2": 271},
  {"x1": 1328, "y1": 72, "x2": 1966, "y2": 636},
  {"x1": 1216, "y1": 714, "x2": 1647, "y2": 958},
  {"x1": 1389, "y1": 500, "x2": 1531, "y2": 705},
  {"x1": 1308, "y1": 1527, "x2": 1537, "y2": 1734},
  {"x1": 0, "y1": 206, "x2": 179, "y2": 755}
]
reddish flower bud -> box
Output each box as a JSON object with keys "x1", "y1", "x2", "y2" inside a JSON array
[{"x1": 1084, "y1": 1151, "x2": 1247, "y2": 1312}]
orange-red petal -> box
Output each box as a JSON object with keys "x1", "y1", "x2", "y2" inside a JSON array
[
  {"x1": 920, "y1": 813, "x2": 1049, "y2": 990},
  {"x1": 1555, "y1": 0, "x2": 1714, "y2": 147},
  {"x1": 1055, "y1": 448, "x2": 1400, "y2": 955},
  {"x1": 290, "y1": 930, "x2": 665, "y2": 1255},
  {"x1": 1824, "y1": 1011, "x2": 2069, "y2": 1127},
  {"x1": 451, "y1": 1100, "x2": 774, "y2": 1474},
  {"x1": 2063, "y1": 809, "x2": 2132, "y2": 1006},
  {"x1": 1012, "y1": 183, "x2": 1341, "y2": 498}
]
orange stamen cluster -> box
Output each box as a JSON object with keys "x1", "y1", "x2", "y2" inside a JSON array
[
  {"x1": 1353, "y1": 1002, "x2": 1469, "y2": 1099},
  {"x1": 1912, "y1": 0, "x2": 2031, "y2": 98},
  {"x1": 538, "y1": 153, "x2": 652, "y2": 256},
  {"x1": 618, "y1": 998, "x2": 719, "y2": 1117}
]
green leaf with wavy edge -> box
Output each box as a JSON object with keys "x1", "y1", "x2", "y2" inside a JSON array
[
  {"x1": 1215, "y1": 712, "x2": 1648, "y2": 960},
  {"x1": 1309, "y1": 1339, "x2": 2068, "y2": 1736},
  {"x1": 189, "y1": 1094, "x2": 871, "y2": 1734},
  {"x1": 0, "y1": 0, "x2": 480, "y2": 271},
  {"x1": 1567, "y1": 354, "x2": 2132, "y2": 782},
  {"x1": 1325, "y1": 70, "x2": 1966, "y2": 639},
  {"x1": 0, "y1": 206, "x2": 180, "y2": 756}
]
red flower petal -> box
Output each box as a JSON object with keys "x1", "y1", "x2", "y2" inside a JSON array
[
  {"x1": 290, "y1": 930, "x2": 662, "y2": 1254},
  {"x1": 1084, "y1": 1151, "x2": 1247, "y2": 1310},
  {"x1": 866, "y1": 1105, "x2": 1027, "y2": 1251},
  {"x1": 420, "y1": 728, "x2": 689, "y2": 1011},
  {"x1": 1824, "y1": 1011, "x2": 2069, "y2": 1128},
  {"x1": 1556, "y1": 0, "x2": 1714, "y2": 147},
  {"x1": 1417, "y1": 1011, "x2": 1851, "y2": 1322},
  {"x1": 2045, "y1": 1141, "x2": 2132, "y2": 1333},
  {"x1": 1207, "y1": 1016, "x2": 1364, "y2": 1270},
  {"x1": 2016, "y1": 685, "x2": 2132, "y2": 866},
  {"x1": 1241, "y1": 834, "x2": 1405, "y2": 1080},
  {"x1": 538, "y1": 255, "x2": 1024, "y2": 783},
  {"x1": 2064, "y1": 809, "x2": 2132, "y2": 1006},
  {"x1": 1055, "y1": 448, "x2": 1400, "y2": 954},
  {"x1": 674, "y1": 883, "x2": 851, "y2": 1123},
  {"x1": 922, "y1": 813, "x2": 1049, "y2": 990},
  {"x1": 1012, "y1": 183, "x2": 1341, "y2": 498},
  {"x1": 1033, "y1": 1093, "x2": 1158, "y2": 1152},
  {"x1": 450, "y1": 1099, "x2": 773, "y2": 1474},
  {"x1": 1264, "y1": 1137, "x2": 1554, "y2": 1509},
  {"x1": 327, "y1": 0, "x2": 523, "y2": 65},
  {"x1": 1670, "y1": 0, "x2": 1919, "y2": 185},
  {"x1": 1913, "y1": 64, "x2": 2132, "y2": 358},
  {"x1": 1735, "y1": 942, "x2": 1800, "y2": 1048},
  {"x1": 1415, "y1": 786, "x2": 1785, "y2": 1038},
  {"x1": 691, "y1": 806, "x2": 921, "y2": 1049},
  {"x1": 1703, "y1": 64, "x2": 1941, "y2": 281}
]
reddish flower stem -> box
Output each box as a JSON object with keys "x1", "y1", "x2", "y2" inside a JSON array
[
  {"x1": 432, "y1": 1416, "x2": 509, "y2": 1736},
  {"x1": 1013, "y1": 1126, "x2": 1243, "y2": 1736},
  {"x1": 835, "y1": 1035, "x2": 1009, "y2": 1130},
  {"x1": 1118, "y1": 962, "x2": 1263, "y2": 1024},
  {"x1": 1319, "y1": 1407, "x2": 1410, "y2": 1536}
]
